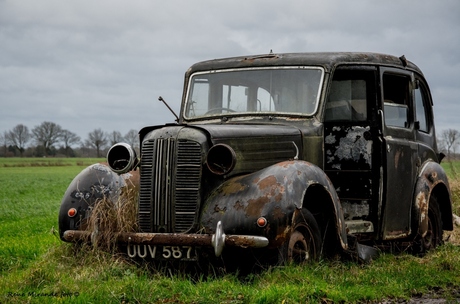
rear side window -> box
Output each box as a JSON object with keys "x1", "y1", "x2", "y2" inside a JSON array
[
  {"x1": 414, "y1": 80, "x2": 430, "y2": 133},
  {"x1": 383, "y1": 74, "x2": 411, "y2": 128}
]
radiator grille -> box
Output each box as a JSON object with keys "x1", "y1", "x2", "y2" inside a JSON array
[
  {"x1": 175, "y1": 141, "x2": 202, "y2": 232},
  {"x1": 138, "y1": 139, "x2": 202, "y2": 233},
  {"x1": 138, "y1": 140, "x2": 154, "y2": 232}
]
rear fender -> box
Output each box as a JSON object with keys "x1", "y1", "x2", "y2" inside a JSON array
[
  {"x1": 413, "y1": 161, "x2": 453, "y2": 236},
  {"x1": 58, "y1": 163, "x2": 139, "y2": 241},
  {"x1": 200, "y1": 160, "x2": 347, "y2": 250}
]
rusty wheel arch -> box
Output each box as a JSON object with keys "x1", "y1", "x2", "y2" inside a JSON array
[
  {"x1": 301, "y1": 183, "x2": 347, "y2": 256},
  {"x1": 412, "y1": 161, "x2": 453, "y2": 238}
]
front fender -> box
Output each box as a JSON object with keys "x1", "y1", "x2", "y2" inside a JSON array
[
  {"x1": 200, "y1": 160, "x2": 347, "y2": 249},
  {"x1": 58, "y1": 163, "x2": 138, "y2": 241},
  {"x1": 413, "y1": 161, "x2": 453, "y2": 236}
]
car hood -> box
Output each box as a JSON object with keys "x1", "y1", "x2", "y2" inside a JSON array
[{"x1": 193, "y1": 123, "x2": 303, "y2": 175}]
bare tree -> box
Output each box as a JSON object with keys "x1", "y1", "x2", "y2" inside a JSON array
[
  {"x1": 6, "y1": 124, "x2": 31, "y2": 157},
  {"x1": 61, "y1": 129, "x2": 81, "y2": 157},
  {"x1": 85, "y1": 128, "x2": 107, "y2": 158},
  {"x1": 32, "y1": 121, "x2": 63, "y2": 155},
  {"x1": 0, "y1": 131, "x2": 8, "y2": 156},
  {"x1": 441, "y1": 129, "x2": 460, "y2": 160},
  {"x1": 109, "y1": 131, "x2": 124, "y2": 146},
  {"x1": 124, "y1": 129, "x2": 139, "y2": 148}
]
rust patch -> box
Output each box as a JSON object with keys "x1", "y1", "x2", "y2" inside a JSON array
[
  {"x1": 221, "y1": 182, "x2": 247, "y2": 195},
  {"x1": 225, "y1": 236, "x2": 264, "y2": 247},
  {"x1": 214, "y1": 204, "x2": 227, "y2": 213},
  {"x1": 255, "y1": 175, "x2": 285, "y2": 205},
  {"x1": 233, "y1": 200, "x2": 245, "y2": 211},
  {"x1": 417, "y1": 192, "x2": 428, "y2": 217},
  {"x1": 416, "y1": 191, "x2": 428, "y2": 233},
  {"x1": 274, "y1": 161, "x2": 295, "y2": 168},
  {"x1": 273, "y1": 225, "x2": 290, "y2": 245},
  {"x1": 246, "y1": 196, "x2": 270, "y2": 216},
  {"x1": 272, "y1": 205, "x2": 285, "y2": 219},
  {"x1": 384, "y1": 230, "x2": 408, "y2": 239},
  {"x1": 427, "y1": 171, "x2": 438, "y2": 182},
  {"x1": 274, "y1": 192, "x2": 283, "y2": 203},
  {"x1": 258, "y1": 175, "x2": 278, "y2": 190},
  {"x1": 268, "y1": 183, "x2": 285, "y2": 197}
]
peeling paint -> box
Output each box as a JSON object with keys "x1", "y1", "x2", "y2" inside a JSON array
[
  {"x1": 342, "y1": 201, "x2": 369, "y2": 220},
  {"x1": 325, "y1": 134, "x2": 336, "y2": 144},
  {"x1": 325, "y1": 126, "x2": 372, "y2": 172},
  {"x1": 335, "y1": 127, "x2": 372, "y2": 165}
]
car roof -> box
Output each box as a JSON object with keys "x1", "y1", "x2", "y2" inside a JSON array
[{"x1": 186, "y1": 52, "x2": 422, "y2": 75}]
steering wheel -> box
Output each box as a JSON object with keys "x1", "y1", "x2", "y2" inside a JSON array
[{"x1": 204, "y1": 107, "x2": 236, "y2": 115}]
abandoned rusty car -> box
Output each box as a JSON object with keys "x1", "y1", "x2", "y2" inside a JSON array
[{"x1": 59, "y1": 52, "x2": 453, "y2": 267}]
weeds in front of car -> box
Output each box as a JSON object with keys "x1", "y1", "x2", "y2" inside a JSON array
[{"x1": 85, "y1": 181, "x2": 139, "y2": 253}]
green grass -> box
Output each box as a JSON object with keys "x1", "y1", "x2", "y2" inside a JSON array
[
  {"x1": 442, "y1": 159, "x2": 460, "y2": 180},
  {"x1": 0, "y1": 164, "x2": 92, "y2": 275},
  {"x1": 0, "y1": 158, "x2": 460, "y2": 303},
  {"x1": 0, "y1": 157, "x2": 104, "y2": 167}
]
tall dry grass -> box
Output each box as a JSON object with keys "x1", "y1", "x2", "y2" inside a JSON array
[
  {"x1": 84, "y1": 171, "x2": 139, "y2": 253},
  {"x1": 445, "y1": 177, "x2": 460, "y2": 245}
]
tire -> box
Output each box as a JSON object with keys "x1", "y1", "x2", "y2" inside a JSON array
[
  {"x1": 280, "y1": 209, "x2": 322, "y2": 264},
  {"x1": 414, "y1": 196, "x2": 443, "y2": 254}
]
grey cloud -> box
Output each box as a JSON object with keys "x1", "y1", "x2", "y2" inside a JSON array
[{"x1": 1, "y1": 0, "x2": 459, "y2": 141}]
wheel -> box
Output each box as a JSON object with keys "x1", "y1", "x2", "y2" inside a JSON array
[
  {"x1": 414, "y1": 196, "x2": 443, "y2": 254},
  {"x1": 204, "y1": 107, "x2": 236, "y2": 115},
  {"x1": 280, "y1": 209, "x2": 322, "y2": 264}
]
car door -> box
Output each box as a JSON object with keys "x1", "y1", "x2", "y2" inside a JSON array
[
  {"x1": 380, "y1": 67, "x2": 418, "y2": 240},
  {"x1": 323, "y1": 66, "x2": 382, "y2": 235}
]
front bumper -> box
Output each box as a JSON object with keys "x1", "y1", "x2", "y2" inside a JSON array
[{"x1": 63, "y1": 221, "x2": 269, "y2": 257}]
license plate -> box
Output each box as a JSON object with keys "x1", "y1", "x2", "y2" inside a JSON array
[{"x1": 126, "y1": 244, "x2": 197, "y2": 261}]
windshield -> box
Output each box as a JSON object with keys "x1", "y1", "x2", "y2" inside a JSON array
[{"x1": 184, "y1": 67, "x2": 324, "y2": 119}]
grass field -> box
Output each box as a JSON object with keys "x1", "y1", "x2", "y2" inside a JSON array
[{"x1": 1, "y1": 158, "x2": 460, "y2": 303}]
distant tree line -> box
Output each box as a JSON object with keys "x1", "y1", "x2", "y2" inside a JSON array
[
  {"x1": 0, "y1": 121, "x2": 139, "y2": 158},
  {"x1": 1, "y1": 121, "x2": 460, "y2": 161}
]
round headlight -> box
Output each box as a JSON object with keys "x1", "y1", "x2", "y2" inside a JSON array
[
  {"x1": 206, "y1": 144, "x2": 236, "y2": 175},
  {"x1": 107, "y1": 143, "x2": 138, "y2": 174}
]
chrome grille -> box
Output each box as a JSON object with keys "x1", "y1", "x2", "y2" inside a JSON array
[{"x1": 138, "y1": 138, "x2": 202, "y2": 233}]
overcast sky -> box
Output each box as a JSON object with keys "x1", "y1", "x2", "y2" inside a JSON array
[{"x1": 1, "y1": 0, "x2": 459, "y2": 145}]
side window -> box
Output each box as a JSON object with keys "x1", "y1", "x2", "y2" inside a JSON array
[
  {"x1": 324, "y1": 69, "x2": 371, "y2": 122},
  {"x1": 383, "y1": 73, "x2": 411, "y2": 128},
  {"x1": 414, "y1": 80, "x2": 430, "y2": 133}
]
